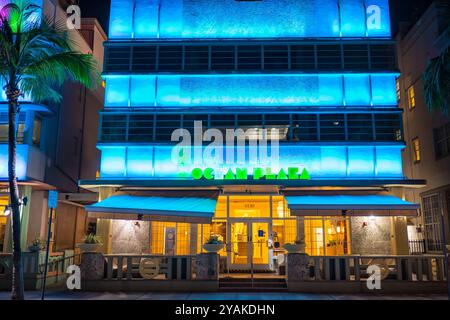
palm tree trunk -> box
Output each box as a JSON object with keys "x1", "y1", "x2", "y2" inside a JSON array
[{"x1": 6, "y1": 85, "x2": 25, "y2": 300}]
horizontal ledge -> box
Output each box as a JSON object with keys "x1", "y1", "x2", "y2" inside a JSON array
[{"x1": 79, "y1": 179, "x2": 427, "y2": 189}]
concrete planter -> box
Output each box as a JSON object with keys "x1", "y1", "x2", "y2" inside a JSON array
[
  {"x1": 78, "y1": 243, "x2": 102, "y2": 253},
  {"x1": 28, "y1": 245, "x2": 41, "y2": 253},
  {"x1": 203, "y1": 243, "x2": 224, "y2": 253},
  {"x1": 283, "y1": 243, "x2": 306, "y2": 254},
  {"x1": 287, "y1": 253, "x2": 310, "y2": 281}
]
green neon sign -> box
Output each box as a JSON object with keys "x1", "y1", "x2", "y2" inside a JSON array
[{"x1": 191, "y1": 167, "x2": 311, "y2": 181}]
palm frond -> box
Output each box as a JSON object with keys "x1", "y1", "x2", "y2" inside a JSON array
[
  {"x1": 1, "y1": 3, "x2": 99, "y2": 102},
  {"x1": 423, "y1": 46, "x2": 450, "y2": 116},
  {"x1": 22, "y1": 51, "x2": 98, "y2": 89},
  {"x1": 20, "y1": 76, "x2": 63, "y2": 103}
]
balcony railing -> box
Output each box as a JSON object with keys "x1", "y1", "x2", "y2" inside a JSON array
[
  {"x1": 104, "y1": 254, "x2": 197, "y2": 280},
  {"x1": 409, "y1": 240, "x2": 427, "y2": 255},
  {"x1": 104, "y1": 41, "x2": 397, "y2": 74},
  {"x1": 99, "y1": 111, "x2": 403, "y2": 143},
  {"x1": 297, "y1": 255, "x2": 447, "y2": 282}
]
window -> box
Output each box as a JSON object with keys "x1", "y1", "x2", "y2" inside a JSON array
[
  {"x1": 412, "y1": 137, "x2": 421, "y2": 163},
  {"x1": 264, "y1": 45, "x2": 289, "y2": 70},
  {"x1": 0, "y1": 113, "x2": 26, "y2": 143},
  {"x1": 211, "y1": 46, "x2": 235, "y2": 70},
  {"x1": 370, "y1": 44, "x2": 396, "y2": 70},
  {"x1": 292, "y1": 114, "x2": 317, "y2": 141},
  {"x1": 210, "y1": 114, "x2": 236, "y2": 133},
  {"x1": 396, "y1": 78, "x2": 401, "y2": 102},
  {"x1": 158, "y1": 46, "x2": 183, "y2": 71},
  {"x1": 99, "y1": 112, "x2": 404, "y2": 143},
  {"x1": 291, "y1": 45, "x2": 316, "y2": 70},
  {"x1": 343, "y1": 44, "x2": 369, "y2": 70},
  {"x1": 104, "y1": 43, "x2": 397, "y2": 73},
  {"x1": 433, "y1": 122, "x2": 450, "y2": 159},
  {"x1": 374, "y1": 113, "x2": 403, "y2": 141},
  {"x1": 154, "y1": 114, "x2": 181, "y2": 141},
  {"x1": 319, "y1": 114, "x2": 345, "y2": 141},
  {"x1": 316, "y1": 45, "x2": 342, "y2": 70},
  {"x1": 407, "y1": 85, "x2": 416, "y2": 110},
  {"x1": 237, "y1": 46, "x2": 261, "y2": 70},
  {"x1": 150, "y1": 222, "x2": 192, "y2": 255},
  {"x1": 128, "y1": 114, "x2": 154, "y2": 142},
  {"x1": 264, "y1": 114, "x2": 290, "y2": 141},
  {"x1": 32, "y1": 117, "x2": 42, "y2": 146},
  {"x1": 185, "y1": 46, "x2": 209, "y2": 71},
  {"x1": 347, "y1": 114, "x2": 373, "y2": 141},
  {"x1": 132, "y1": 46, "x2": 157, "y2": 72},
  {"x1": 99, "y1": 114, "x2": 127, "y2": 142},
  {"x1": 422, "y1": 194, "x2": 443, "y2": 252},
  {"x1": 105, "y1": 46, "x2": 131, "y2": 72},
  {"x1": 304, "y1": 217, "x2": 351, "y2": 256}
]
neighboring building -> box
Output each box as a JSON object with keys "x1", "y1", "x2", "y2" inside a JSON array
[
  {"x1": 397, "y1": 0, "x2": 450, "y2": 254},
  {"x1": 0, "y1": 0, "x2": 106, "y2": 254},
  {"x1": 80, "y1": 0, "x2": 423, "y2": 272}
]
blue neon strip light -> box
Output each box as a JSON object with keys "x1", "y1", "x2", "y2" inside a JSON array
[
  {"x1": 109, "y1": 0, "x2": 391, "y2": 39},
  {"x1": 98, "y1": 145, "x2": 404, "y2": 180},
  {"x1": 104, "y1": 74, "x2": 399, "y2": 108},
  {"x1": 0, "y1": 145, "x2": 29, "y2": 180}
]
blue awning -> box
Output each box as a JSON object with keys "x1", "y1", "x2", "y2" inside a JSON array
[
  {"x1": 285, "y1": 195, "x2": 419, "y2": 217},
  {"x1": 85, "y1": 194, "x2": 218, "y2": 223}
]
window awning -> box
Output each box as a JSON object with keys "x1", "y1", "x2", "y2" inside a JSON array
[
  {"x1": 85, "y1": 194, "x2": 218, "y2": 223},
  {"x1": 285, "y1": 195, "x2": 419, "y2": 217}
]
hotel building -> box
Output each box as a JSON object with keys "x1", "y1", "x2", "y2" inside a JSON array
[{"x1": 80, "y1": 0, "x2": 425, "y2": 272}]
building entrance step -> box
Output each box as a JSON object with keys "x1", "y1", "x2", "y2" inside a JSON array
[{"x1": 219, "y1": 277, "x2": 288, "y2": 292}]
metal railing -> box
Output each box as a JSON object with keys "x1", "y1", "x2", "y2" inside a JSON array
[
  {"x1": 104, "y1": 41, "x2": 397, "y2": 74},
  {"x1": 409, "y1": 240, "x2": 427, "y2": 254},
  {"x1": 0, "y1": 251, "x2": 81, "y2": 279},
  {"x1": 99, "y1": 111, "x2": 403, "y2": 143}
]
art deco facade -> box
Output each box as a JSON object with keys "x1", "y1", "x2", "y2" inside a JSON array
[{"x1": 80, "y1": 0, "x2": 422, "y2": 270}]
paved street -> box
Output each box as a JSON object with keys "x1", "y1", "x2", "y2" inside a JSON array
[{"x1": 0, "y1": 289, "x2": 448, "y2": 300}]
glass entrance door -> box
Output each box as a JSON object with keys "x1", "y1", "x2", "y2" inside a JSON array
[
  {"x1": 230, "y1": 222, "x2": 250, "y2": 268},
  {"x1": 229, "y1": 221, "x2": 270, "y2": 270},
  {"x1": 251, "y1": 222, "x2": 269, "y2": 266}
]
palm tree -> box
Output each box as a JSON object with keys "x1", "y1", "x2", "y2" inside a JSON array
[
  {"x1": 0, "y1": 2, "x2": 97, "y2": 300},
  {"x1": 423, "y1": 45, "x2": 450, "y2": 116}
]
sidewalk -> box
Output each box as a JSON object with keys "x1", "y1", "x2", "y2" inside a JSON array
[{"x1": 0, "y1": 289, "x2": 448, "y2": 300}]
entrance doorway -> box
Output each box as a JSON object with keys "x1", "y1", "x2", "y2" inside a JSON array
[
  {"x1": 229, "y1": 220, "x2": 270, "y2": 270},
  {"x1": 0, "y1": 196, "x2": 8, "y2": 252}
]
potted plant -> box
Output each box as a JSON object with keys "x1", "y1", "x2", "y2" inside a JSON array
[
  {"x1": 77, "y1": 234, "x2": 103, "y2": 253},
  {"x1": 202, "y1": 234, "x2": 225, "y2": 253},
  {"x1": 28, "y1": 238, "x2": 45, "y2": 252},
  {"x1": 283, "y1": 237, "x2": 306, "y2": 254}
]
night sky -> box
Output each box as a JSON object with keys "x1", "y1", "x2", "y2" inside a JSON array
[{"x1": 78, "y1": 0, "x2": 434, "y2": 37}]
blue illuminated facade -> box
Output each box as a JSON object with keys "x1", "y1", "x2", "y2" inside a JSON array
[
  {"x1": 79, "y1": 0, "x2": 426, "y2": 266},
  {"x1": 97, "y1": 0, "x2": 404, "y2": 183},
  {"x1": 109, "y1": 0, "x2": 391, "y2": 39}
]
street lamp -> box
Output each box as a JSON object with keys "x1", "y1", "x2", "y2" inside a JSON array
[{"x1": 3, "y1": 206, "x2": 11, "y2": 216}]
